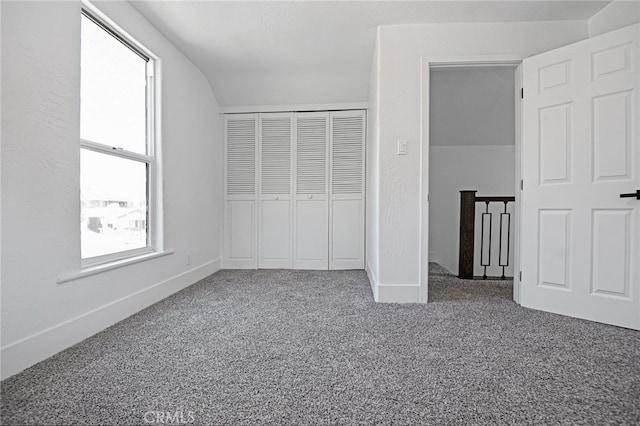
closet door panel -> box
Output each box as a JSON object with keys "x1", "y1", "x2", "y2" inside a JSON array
[
  {"x1": 227, "y1": 200, "x2": 255, "y2": 259},
  {"x1": 295, "y1": 199, "x2": 327, "y2": 269},
  {"x1": 331, "y1": 198, "x2": 364, "y2": 267},
  {"x1": 224, "y1": 114, "x2": 257, "y2": 268},
  {"x1": 330, "y1": 111, "x2": 365, "y2": 270},
  {"x1": 260, "y1": 199, "x2": 291, "y2": 264},
  {"x1": 259, "y1": 113, "x2": 293, "y2": 268},
  {"x1": 294, "y1": 112, "x2": 329, "y2": 269}
]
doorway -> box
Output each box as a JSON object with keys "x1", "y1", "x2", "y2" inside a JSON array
[
  {"x1": 426, "y1": 63, "x2": 520, "y2": 302},
  {"x1": 419, "y1": 25, "x2": 639, "y2": 329}
]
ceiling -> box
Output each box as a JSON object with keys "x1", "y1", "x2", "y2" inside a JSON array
[{"x1": 130, "y1": 1, "x2": 609, "y2": 108}]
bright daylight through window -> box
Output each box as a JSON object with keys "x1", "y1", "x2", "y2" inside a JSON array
[{"x1": 80, "y1": 11, "x2": 154, "y2": 263}]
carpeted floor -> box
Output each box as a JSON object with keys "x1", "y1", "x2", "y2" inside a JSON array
[{"x1": 2, "y1": 265, "x2": 639, "y2": 425}]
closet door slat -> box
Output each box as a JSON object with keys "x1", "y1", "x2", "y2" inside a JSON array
[
  {"x1": 297, "y1": 116, "x2": 328, "y2": 195},
  {"x1": 226, "y1": 118, "x2": 256, "y2": 195},
  {"x1": 294, "y1": 112, "x2": 329, "y2": 270},
  {"x1": 259, "y1": 113, "x2": 293, "y2": 269},
  {"x1": 261, "y1": 117, "x2": 291, "y2": 195},
  {"x1": 329, "y1": 111, "x2": 365, "y2": 270},
  {"x1": 224, "y1": 114, "x2": 258, "y2": 269},
  {"x1": 331, "y1": 115, "x2": 364, "y2": 195}
]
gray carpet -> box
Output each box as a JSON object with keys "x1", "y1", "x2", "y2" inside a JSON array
[{"x1": 2, "y1": 265, "x2": 639, "y2": 425}]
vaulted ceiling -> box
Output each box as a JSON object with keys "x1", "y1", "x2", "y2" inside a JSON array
[{"x1": 130, "y1": 1, "x2": 609, "y2": 107}]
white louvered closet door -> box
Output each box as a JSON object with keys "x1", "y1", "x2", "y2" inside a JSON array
[
  {"x1": 259, "y1": 113, "x2": 294, "y2": 268},
  {"x1": 329, "y1": 110, "x2": 366, "y2": 270},
  {"x1": 224, "y1": 114, "x2": 258, "y2": 268},
  {"x1": 294, "y1": 112, "x2": 329, "y2": 269}
]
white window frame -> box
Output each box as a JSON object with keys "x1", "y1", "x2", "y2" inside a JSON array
[{"x1": 80, "y1": 7, "x2": 158, "y2": 268}]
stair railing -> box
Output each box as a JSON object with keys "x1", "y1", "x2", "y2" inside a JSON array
[{"x1": 458, "y1": 190, "x2": 515, "y2": 280}]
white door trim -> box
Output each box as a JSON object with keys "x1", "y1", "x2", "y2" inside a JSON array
[
  {"x1": 419, "y1": 58, "x2": 430, "y2": 303},
  {"x1": 513, "y1": 64, "x2": 523, "y2": 304},
  {"x1": 419, "y1": 55, "x2": 523, "y2": 303}
]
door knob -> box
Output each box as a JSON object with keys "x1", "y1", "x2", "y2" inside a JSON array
[
  {"x1": 308, "y1": 195, "x2": 313, "y2": 200},
  {"x1": 619, "y1": 190, "x2": 640, "y2": 200},
  {"x1": 274, "y1": 196, "x2": 279, "y2": 200}
]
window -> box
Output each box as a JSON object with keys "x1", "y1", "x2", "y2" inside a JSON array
[{"x1": 80, "y1": 10, "x2": 155, "y2": 265}]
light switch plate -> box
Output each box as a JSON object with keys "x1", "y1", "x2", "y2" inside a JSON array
[{"x1": 397, "y1": 140, "x2": 407, "y2": 155}]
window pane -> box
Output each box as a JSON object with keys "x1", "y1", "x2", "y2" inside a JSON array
[
  {"x1": 81, "y1": 15, "x2": 147, "y2": 154},
  {"x1": 81, "y1": 149, "x2": 148, "y2": 259}
]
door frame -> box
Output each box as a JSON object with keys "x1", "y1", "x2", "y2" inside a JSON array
[{"x1": 419, "y1": 55, "x2": 523, "y2": 303}]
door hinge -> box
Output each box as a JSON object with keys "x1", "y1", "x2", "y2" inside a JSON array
[
  {"x1": 520, "y1": 88, "x2": 524, "y2": 99},
  {"x1": 520, "y1": 179, "x2": 524, "y2": 190},
  {"x1": 519, "y1": 271, "x2": 522, "y2": 282}
]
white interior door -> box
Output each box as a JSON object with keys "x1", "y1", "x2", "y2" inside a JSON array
[
  {"x1": 258, "y1": 113, "x2": 293, "y2": 268},
  {"x1": 521, "y1": 24, "x2": 640, "y2": 329},
  {"x1": 224, "y1": 114, "x2": 258, "y2": 268},
  {"x1": 330, "y1": 110, "x2": 366, "y2": 270},
  {"x1": 294, "y1": 112, "x2": 329, "y2": 269}
]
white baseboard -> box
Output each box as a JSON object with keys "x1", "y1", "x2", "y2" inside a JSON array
[
  {"x1": 377, "y1": 284, "x2": 421, "y2": 303},
  {"x1": 1, "y1": 258, "x2": 220, "y2": 380},
  {"x1": 221, "y1": 258, "x2": 256, "y2": 269},
  {"x1": 366, "y1": 263, "x2": 421, "y2": 303},
  {"x1": 365, "y1": 262, "x2": 379, "y2": 302}
]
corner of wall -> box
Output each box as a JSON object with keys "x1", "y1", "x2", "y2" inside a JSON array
[
  {"x1": 366, "y1": 262, "x2": 379, "y2": 302},
  {"x1": 1, "y1": 0, "x2": 225, "y2": 380},
  {"x1": 1, "y1": 259, "x2": 221, "y2": 380},
  {"x1": 377, "y1": 284, "x2": 421, "y2": 303},
  {"x1": 365, "y1": 24, "x2": 381, "y2": 302},
  {"x1": 588, "y1": 1, "x2": 640, "y2": 37}
]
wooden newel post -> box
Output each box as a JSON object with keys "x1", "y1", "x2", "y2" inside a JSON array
[{"x1": 458, "y1": 190, "x2": 477, "y2": 279}]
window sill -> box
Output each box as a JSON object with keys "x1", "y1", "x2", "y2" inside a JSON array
[{"x1": 57, "y1": 249, "x2": 175, "y2": 284}]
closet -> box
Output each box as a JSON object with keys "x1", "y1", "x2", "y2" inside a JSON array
[{"x1": 223, "y1": 110, "x2": 365, "y2": 270}]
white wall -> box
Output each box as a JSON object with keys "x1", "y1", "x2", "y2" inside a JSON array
[
  {"x1": 1, "y1": 1, "x2": 223, "y2": 379},
  {"x1": 372, "y1": 20, "x2": 588, "y2": 302},
  {"x1": 366, "y1": 29, "x2": 380, "y2": 300},
  {"x1": 430, "y1": 67, "x2": 515, "y2": 147},
  {"x1": 588, "y1": 0, "x2": 640, "y2": 37},
  {"x1": 429, "y1": 146, "x2": 515, "y2": 275}
]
